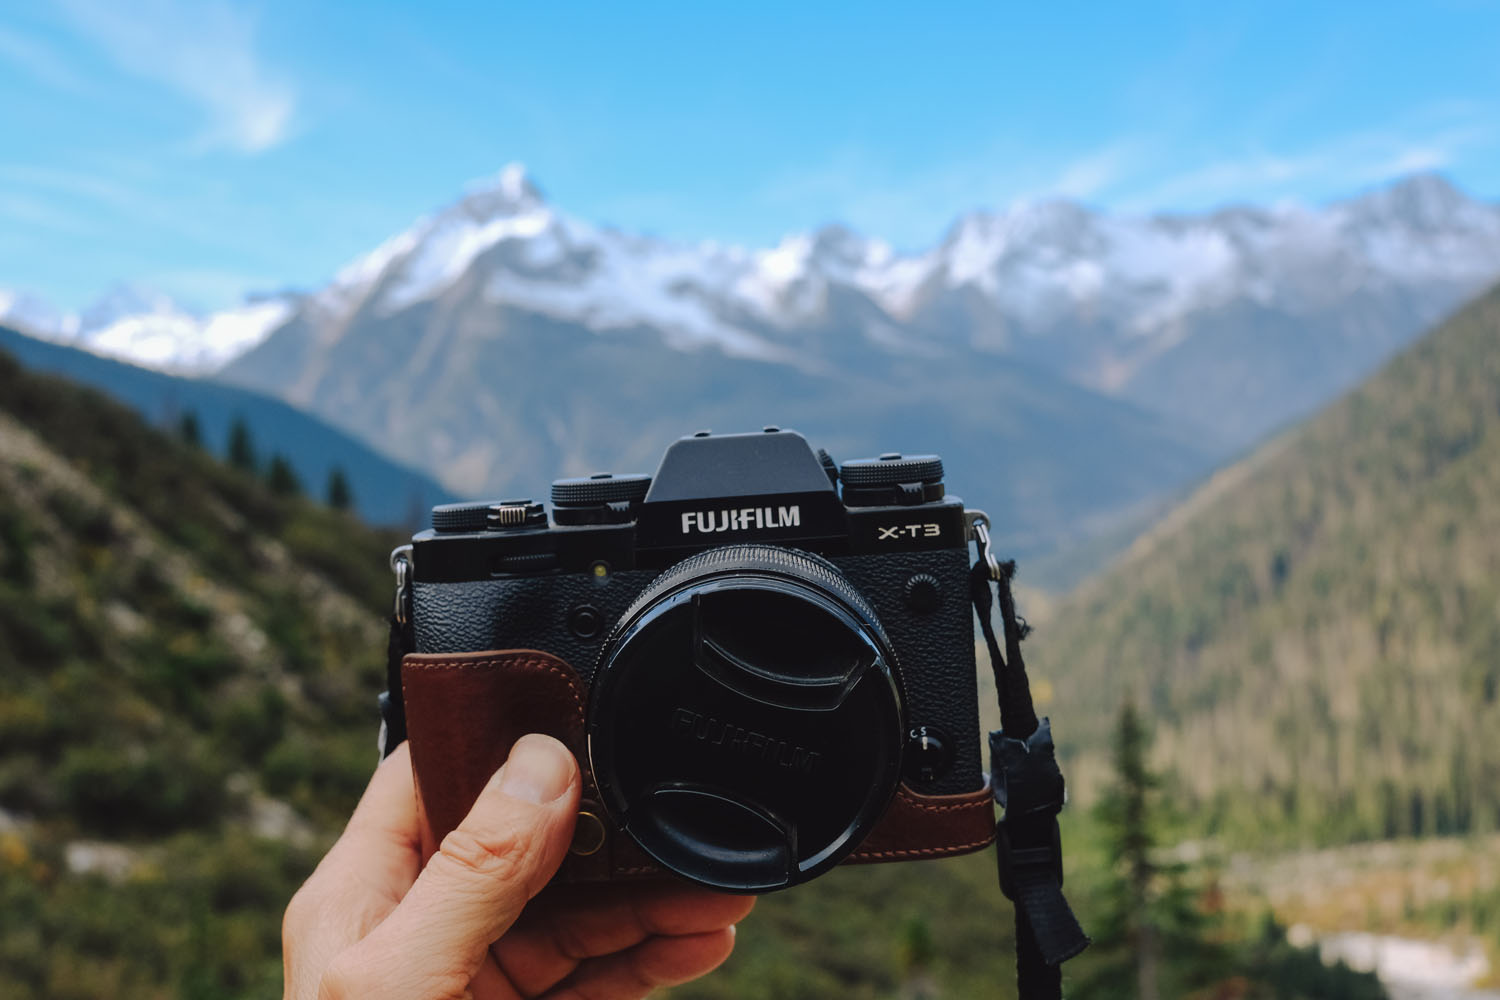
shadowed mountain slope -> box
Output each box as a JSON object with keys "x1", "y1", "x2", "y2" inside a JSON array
[
  {"x1": 0, "y1": 324, "x2": 450, "y2": 527},
  {"x1": 1034, "y1": 283, "x2": 1500, "y2": 845}
]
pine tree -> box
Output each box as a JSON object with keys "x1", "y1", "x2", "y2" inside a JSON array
[
  {"x1": 1079, "y1": 699, "x2": 1226, "y2": 999},
  {"x1": 326, "y1": 467, "x2": 353, "y2": 511},
  {"x1": 1112, "y1": 700, "x2": 1161, "y2": 1000},
  {"x1": 227, "y1": 418, "x2": 257, "y2": 472},
  {"x1": 178, "y1": 411, "x2": 201, "y2": 448},
  {"x1": 267, "y1": 454, "x2": 301, "y2": 497}
]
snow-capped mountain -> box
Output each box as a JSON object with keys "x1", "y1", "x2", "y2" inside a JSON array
[
  {"x1": 14, "y1": 167, "x2": 1498, "y2": 413},
  {"x1": 298, "y1": 164, "x2": 901, "y2": 366},
  {"x1": 8, "y1": 167, "x2": 1498, "y2": 571},
  {"x1": 223, "y1": 165, "x2": 1500, "y2": 445},
  {"x1": 0, "y1": 284, "x2": 295, "y2": 375}
]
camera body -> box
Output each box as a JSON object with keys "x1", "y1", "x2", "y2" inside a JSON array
[{"x1": 396, "y1": 428, "x2": 995, "y2": 893}]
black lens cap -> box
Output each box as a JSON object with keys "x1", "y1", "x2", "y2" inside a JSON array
[{"x1": 588, "y1": 545, "x2": 905, "y2": 893}]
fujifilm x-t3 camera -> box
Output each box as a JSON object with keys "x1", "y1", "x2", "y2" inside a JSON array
[{"x1": 384, "y1": 428, "x2": 1002, "y2": 893}]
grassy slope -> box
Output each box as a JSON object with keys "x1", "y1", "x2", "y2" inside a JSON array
[
  {"x1": 0, "y1": 350, "x2": 400, "y2": 997},
  {"x1": 1033, "y1": 283, "x2": 1500, "y2": 846}
]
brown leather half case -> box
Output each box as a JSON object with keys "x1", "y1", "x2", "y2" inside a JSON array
[{"x1": 401, "y1": 649, "x2": 994, "y2": 882}]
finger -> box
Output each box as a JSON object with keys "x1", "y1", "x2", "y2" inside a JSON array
[
  {"x1": 542, "y1": 928, "x2": 739, "y2": 1000},
  {"x1": 493, "y1": 885, "x2": 755, "y2": 995},
  {"x1": 283, "y1": 743, "x2": 422, "y2": 1000},
  {"x1": 323, "y1": 734, "x2": 581, "y2": 1000},
  {"x1": 320, "y1": 741, "x2": 424, "y2": 895}
]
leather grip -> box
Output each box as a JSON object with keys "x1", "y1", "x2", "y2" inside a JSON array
[{"x1": 401, "y1": 649, "x2": 994, "y2": 882}]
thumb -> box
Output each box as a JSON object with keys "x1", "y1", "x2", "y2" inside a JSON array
[{"x1": 322, "y1": 733, "x2": 581, "y2": 1000}]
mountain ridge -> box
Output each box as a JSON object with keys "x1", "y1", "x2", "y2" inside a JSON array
[
  {"x1": 10, "y1": 169, "x2": 1499, "y2": 569},
  {"x1": 0, "y1": 324, "x2": 451, "y2": 526},
  {"x1": 8, "y1": 171, "x2": 1498, "y2": 448},
  {"x1": 1033, "y1": 279, "x2": 1500, "y2": 844}
]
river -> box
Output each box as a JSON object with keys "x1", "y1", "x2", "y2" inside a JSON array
[{"x1": 1307, "y1": 930, "x2": 1500, "y2": 1000}]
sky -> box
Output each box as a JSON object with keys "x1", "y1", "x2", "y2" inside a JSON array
[{"x1": 2, "y1": 0, "x2": 1498, "y2": 313}]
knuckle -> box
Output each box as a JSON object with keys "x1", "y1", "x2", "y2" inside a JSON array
[
  {"x1": 548, "y1": 910, "x2": 599, "y2": 961},
  {"x1": 437, "y1": 824, "x2": 533, "y2": 886}
]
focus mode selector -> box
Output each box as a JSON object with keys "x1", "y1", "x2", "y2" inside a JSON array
[
  {"x1": 551, "y1": 472, "x2": 652, "y2": 525},
  {"x1": 903, "y1": 725, "x2": 953, "y2": 784},
  {"x1": 840, "y1": 453, "x2": 945, "y2": 507}
]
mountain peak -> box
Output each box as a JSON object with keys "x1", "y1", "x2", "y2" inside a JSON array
[
  {"x1": 459, "y1": 162, "x2": 547, "y2": 218},
  {"x1": 1341, "y1": 171, "x2": 1483, "y2": 229}
]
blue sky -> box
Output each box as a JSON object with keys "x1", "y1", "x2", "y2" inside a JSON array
[{"x1": 2, "y1": 0, "x2": 1498, "y2": 312}]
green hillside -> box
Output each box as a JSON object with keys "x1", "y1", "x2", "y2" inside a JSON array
[
  {"x1": 0, "y1": 324, "x2": 452, "y2": 526},
  {"x1": 0, "y1": 349, "x2": 400, "y2": 996},
  {"x1": 1034, "y1": 283, "x2": 1500, "y2": 845}
]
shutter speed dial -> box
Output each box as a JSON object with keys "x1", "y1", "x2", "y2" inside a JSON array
[
  {"x1": 840, "y1": 453, "x2": 945, "y2": 507},
  {"x1": 552, "y1": 473, "x2": 652, "y2": 525}
]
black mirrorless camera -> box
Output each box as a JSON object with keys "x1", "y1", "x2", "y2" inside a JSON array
[{"x1": 384, "y1": 428, "x2": 1004, "y2": 893}]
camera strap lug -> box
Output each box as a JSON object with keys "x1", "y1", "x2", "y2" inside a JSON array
[
  {"x1": 965, "y1": 509, "x2": 1003, "y2": 581},
  {"x1": 391, "y1": 545, "x2": 413, "y2": 625},
  {"x1": 379, "y1": 546, "x2": 415, "y2": 759},
  {"x1": 968, "y1": 513, "x2": 1089, "y2": 999}
]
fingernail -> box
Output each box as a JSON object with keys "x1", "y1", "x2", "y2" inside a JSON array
[{"x1": 497, "y1": 734, "x2": 574, "y2": 805}]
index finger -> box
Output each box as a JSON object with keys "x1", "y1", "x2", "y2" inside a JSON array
[
  {"x1": 283, "y1": 743, "x2": 424, "y2": 1000},
  {"x1": 321, "y1": 740, "x2": 424, "y2": 893}
]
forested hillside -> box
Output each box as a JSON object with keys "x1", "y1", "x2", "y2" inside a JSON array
[
  {"x1": 0, "y1": 323, "x2": 450, "y2": 526},
  {"x1": 1035, "y1": 283, "x2": 1500, "y2": 846},
  {"x1": 0, "y1": 349, "x2": 400, "y2": 996}
]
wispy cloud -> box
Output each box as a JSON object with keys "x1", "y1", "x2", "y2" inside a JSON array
[
  {"x1": 752, "y1": 142, "x2": 1145, "y2": 248},
  {"x1": 0, "y1": 161, "x2": 271, "y2": 259},
  {"x1": 1048, "y1": 143, "x2": 1141, "y2": 200},
  {"x1": 1117, "y1": 115, "x2": 1494, "y2": 211},
  {"x1": 54, "y1": 0, "x2": 296, "y2": 153},
  {"x1": 0, "y1": 25, "x2": 91, "y2": 93},
  {"x1": 0, "y1": 191, "x2": 94, "y2": 234},
  {"x1": 751, "y1": 102, "x2": 1495, "y2": 248}
]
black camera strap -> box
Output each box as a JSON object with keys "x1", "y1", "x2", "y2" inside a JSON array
[{"x1": 969, "y1": 522, "x2": 1089, "y2": 998}]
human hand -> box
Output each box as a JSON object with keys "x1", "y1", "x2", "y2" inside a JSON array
[{"x1": 283, "y1": 734, "x2": 754, "y2": 999}]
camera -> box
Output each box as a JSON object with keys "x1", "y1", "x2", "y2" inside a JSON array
[{"x1": 388, "y1": 427, "x2": 997, "y2": 893}]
